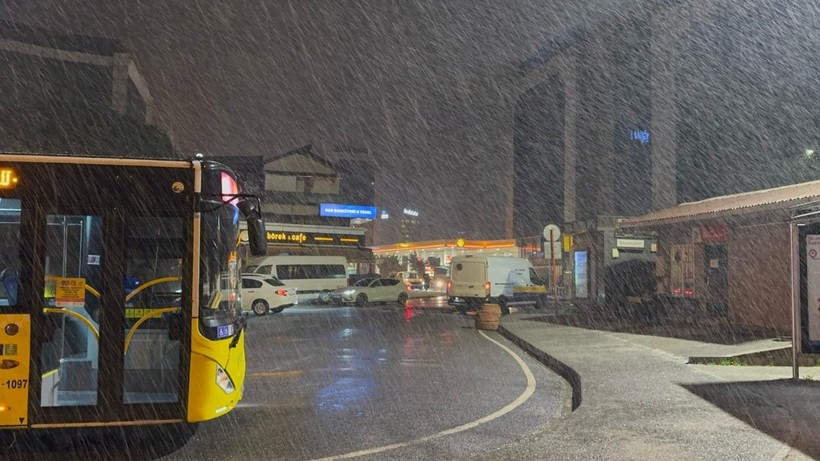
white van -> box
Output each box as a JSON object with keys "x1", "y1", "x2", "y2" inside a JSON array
[
  {"x1": 447, "y1": 255, "x2": 547, "y2": 314},
  {"x1": 245, "y1": 255, "x2": 348, "y2": 302}
]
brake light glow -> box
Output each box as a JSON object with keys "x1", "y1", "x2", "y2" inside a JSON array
[
  {"x1": 484, "y1": 281, "x2": 491, "y2": 296},
  {"x1": 221, "y1": 172, "x2": 239, "y2": 205},
  {"x1": 275, "y1": 289, "x2": 288, "y2": 296}
]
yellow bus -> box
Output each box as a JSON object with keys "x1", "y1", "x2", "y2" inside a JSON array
[{"x1": 0, "y1": 153, "x2": 266, "y2": 432}]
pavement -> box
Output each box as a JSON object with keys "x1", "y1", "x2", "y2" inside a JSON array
[{"x1": 475, "y1": 308, "x2": 820, "y2": 461}]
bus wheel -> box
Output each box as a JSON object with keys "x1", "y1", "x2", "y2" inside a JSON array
[
  {"x1": 356, "y1": 293, "x2": 368, "y2": 307},
  {"x1": 252, "y1": 300, "x2": 269, "y2": 316},
  {"x1": 498, "y1": 296, "x2": 510, "y2": 316},
  {"x1": 397, "y1": 292, "x2": 408, "y2": 305}
]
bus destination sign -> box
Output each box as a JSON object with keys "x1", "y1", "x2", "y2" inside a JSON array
[{"x1": 0, "y1": 168, "x2": 19, "y2": 189}]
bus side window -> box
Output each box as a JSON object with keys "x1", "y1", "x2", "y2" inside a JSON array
[{"x1": 3, "y1": 275, "x2": 17, "y2": 306}]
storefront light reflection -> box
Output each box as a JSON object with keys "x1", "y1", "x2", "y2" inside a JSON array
[
  {"x1": 316, "y1": 377, "x2": 374, "y2": 412},
  {"x1": 336, "y1": 327, "x2": 355, "y2": 339},
  {"x1": 318, "y1": 347, "x2": 386, "y2": 412}
]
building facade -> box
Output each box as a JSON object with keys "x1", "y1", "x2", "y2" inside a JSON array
[
  {"x1": 219, "y1": 146, "x2": 375, "y2": 270},
  {"x1": 509, "y1": 0, "x2": 820, "y2": 307},
  {"x1": 0, "y1": 21, "x2": 155, "y2": 124}
]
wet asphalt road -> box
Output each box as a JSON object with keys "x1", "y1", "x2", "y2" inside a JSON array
[
  {"x1": 2, "y1": 301, "x2": 566, "y2": 461},
  {"x1": 187, "y1": 301, "x2": 565, "y2": 460}
]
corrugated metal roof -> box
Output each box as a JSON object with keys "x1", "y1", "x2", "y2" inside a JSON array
[{"x1": 620, "y1": 179, "x2": 820, "y2": 227}]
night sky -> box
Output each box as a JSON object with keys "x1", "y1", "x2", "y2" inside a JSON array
[{"x1": 5, "y1": 0, "x2": 643, "y2": 240}]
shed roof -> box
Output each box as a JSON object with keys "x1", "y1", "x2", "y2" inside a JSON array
[{"x1": 620, "y1": 180, "x2": 820, "y2": 228}]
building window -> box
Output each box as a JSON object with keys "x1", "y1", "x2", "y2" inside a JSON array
[{"x1": 296, "y1": 176, "x2": 315, "y2": 194}]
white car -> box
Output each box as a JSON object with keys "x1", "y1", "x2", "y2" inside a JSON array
[
  {"x1": 241, "y1": 273, "x2": 297, "y2": 316},
  {"x1": 330, "y1": 278, "x2": 409, "y2": 306}
]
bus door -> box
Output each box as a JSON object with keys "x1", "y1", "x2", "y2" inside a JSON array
[{"x1": 27, "y1": 175, "x2": 189, "y2": 426}]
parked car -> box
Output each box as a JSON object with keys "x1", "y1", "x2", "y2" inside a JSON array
[
  {"x1": 330, "y1": 277, "x2": 409, "y2": 306},
  {"x1": 389, "y1": 271, "x2": 424, "y2": 290},
  {"x1": 241, "y1": 273, "x2": 297, "y2": 316}
]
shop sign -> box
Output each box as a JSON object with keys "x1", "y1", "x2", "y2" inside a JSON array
[
  {"x1": 616, "y1": 238, "x2": 645, "y2": 249},
  {"x1": 700, "y1": 224, "x2": 728, "y2": 243},
  {"x1": 265, "y1": 230, "x2": 363, "y2": 246},
  {"x1": 267, "y1": 231, "x2": 308, "y2": 244},
  {"x1": 320, "y1": 203, "x2": 377, "y2": 219}
]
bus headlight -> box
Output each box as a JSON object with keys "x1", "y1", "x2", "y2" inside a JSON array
[{"x1": 216, "y1": 364, "x2": 236, "y2": 394}]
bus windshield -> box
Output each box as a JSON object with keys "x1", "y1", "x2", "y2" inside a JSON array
[{"x1": 199, "y1": 199, "x2": 242, "y2": 321}]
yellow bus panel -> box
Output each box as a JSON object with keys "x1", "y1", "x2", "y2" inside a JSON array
[
  {"x1": 187, "y1": 319, "x2": 246, "y2": 423},
  {"x1": 0, "y1": 314, "x2": 30, "y2": 427}
]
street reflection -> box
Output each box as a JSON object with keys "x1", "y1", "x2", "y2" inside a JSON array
[
  {"x1": 316, "y1": 377, "x2": 374, "y2": 412},
  {"x1": 400, "y1": 335, "x2": 442, "y2": 368},
  {"x1": 315, "y1": 345, "x2": 388, "y2": 413},
  {"x1": 335, "y1": 327, "x2": 356, "y2": 339}
]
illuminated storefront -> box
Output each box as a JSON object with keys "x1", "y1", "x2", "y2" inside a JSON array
[
  {"x1": 372, "y1": 239, "x2": 519, "y2": 274},
  {"x1": 242, "y1": 222, "x2": 374, "y2": 273}
]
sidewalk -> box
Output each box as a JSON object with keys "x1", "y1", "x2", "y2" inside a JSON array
[{"x1": 477, "y1": 313, "x2": 820, "y2": 461}]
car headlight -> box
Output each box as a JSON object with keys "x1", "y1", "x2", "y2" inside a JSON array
[{"x1": 343, "y1": 289, "x2": 355, "y2": 295}]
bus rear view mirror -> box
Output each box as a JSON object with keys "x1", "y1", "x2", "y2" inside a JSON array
[
  {"x1": 247, "y1": 217, "x2": 267, "y2": 256},
  {"x1": 237, "y1": 199, "x2": 267, "y2": 257}
]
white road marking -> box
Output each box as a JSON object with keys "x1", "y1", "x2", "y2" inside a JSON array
[{"x1": 309, "y1": 330, "x2": 538, "y2": 461}]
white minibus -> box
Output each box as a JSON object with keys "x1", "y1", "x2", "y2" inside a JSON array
[{"x1": 245, "y1": 255, "x2": 348, "y2": 302}]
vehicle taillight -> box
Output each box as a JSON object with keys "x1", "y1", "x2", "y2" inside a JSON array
[
  {"x1": 406, "y1": 284, "x2": 412, "y2": 292},
  {"x1": 275, "y1": 289, "x2": 288, "y2": 296},
  {"x1": 484, "y1": 281, "x2": 491, "y2": 296},
  {"x1": 684, "y1": 289, "x2": 694, "y2": 296}
]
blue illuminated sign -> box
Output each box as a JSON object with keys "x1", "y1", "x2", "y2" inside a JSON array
[
  {"x1": 574, "y1": 251, "x2": 588, "y2": 299},
  {"x1": 320, "y1": 203, "x2": 377, "y2": 219},
  {"x1": 630, "y1": 129, "x2": 650, "y2": 144}
]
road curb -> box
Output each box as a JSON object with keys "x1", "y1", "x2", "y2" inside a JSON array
[{"x1": 497, "y1": 324, "x2": 582, "y2": 411}]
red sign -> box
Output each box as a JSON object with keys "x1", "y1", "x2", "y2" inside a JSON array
[{"x1": 700, "y1": 224, "x2": 728, "y2": 243}]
